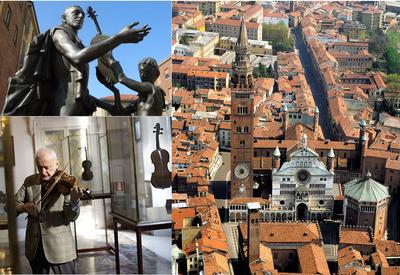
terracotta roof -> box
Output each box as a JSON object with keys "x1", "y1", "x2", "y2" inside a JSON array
[
  {"x1": 249, "y1": 244, "x2": 275, "y2": 274},
  {"x1": 172, "y1": 208, "x2": 196, "y2": 230},
  {"x1": 297, "y1": 243, "x2": 330, "y2": 275},
  {"x1": 203, "y1": 252, "x2": 230, "y2": 275},
  {"x1": 253, "y1": 139, "x2": 299, "y2": 149},
  {"x1": 229, "y1": 197, "x2": 270, "y2": 205},
  {"x1": 187, "y1": 70, "x2": 228, "y2": 79},
  {"x1": 375, "y1": 240, "x2": 400, "y2": 257},
  {"x1": 364, "y1": 149, "x2": 399, "y2": 160},
  {"x1": 172, "y1": 193, "x2": 188, "y2": 201},
  {"x1": 385, "y1": 159, "x2": 400, "y2": 171},
  {"x1": 382, "y1": 266, "x2": 400, "y2": 275},
  {"x1": 240, "y1": 222, "x2": 321, "y2": 244},
  {"x1": 340, "y1": 228, "x2": 372, "y2": 245},
  {"x1": 172, "y1": 120, "x2": 185, "y2": 130},
  {"x1": 188, "y1": 195, "x2": 215, "y2": 207},
  {"x1": 371, "y1": 250, "x2": 389, "y2": 268},
  {"x1": 333, "y1": 42, "x2": 368, "y2": 47},
  {"x1": 100, "y1": 94, "x2": 139, "y2": 102},
  {"x1": 285, "y1": 123, "x2": 316, "y2": 141},
  {"x1": 338, "y1": 246, "x2": 365, "y2": 273},
  {"x1": 212, "y1": 18, "x2": 260, "y2": 29}
]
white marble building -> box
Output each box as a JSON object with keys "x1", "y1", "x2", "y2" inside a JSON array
[{"x1": 271, "y1": 134, "x2": 335, "y2": 220}]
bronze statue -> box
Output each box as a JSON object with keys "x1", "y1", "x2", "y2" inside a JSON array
[
  {"x1": 3, "y1": 5, "x2": 150, "y2": 116},
  {"x1": 94, "y1": 56, "x2": 166, "y2": 116}
]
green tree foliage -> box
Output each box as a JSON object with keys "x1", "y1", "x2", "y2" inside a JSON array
[
  {"x1": 385, "y1": 32, "x2": 400, "y2": 74},
  {"x1": 253, "y1": 63, "x2": 275, "y2": 78},
  {"x1": 263, "y1": 22, "x2": 289, "y2": 42},
  {"x1": 386, "y1": 73, "x2": 400, "y2": 84},
  {"x1": 179, "y1": 35, "x2": 189, "y2": 45},
  {"x1": 262, "y1": 22, "x2": 294, "y2": 53},
  {"x1": 387, "y1": 82, "x2": 400, "y2": 91},
  {"x1": 258, "y1": 63, "x2": 266, "y2": 77},
  {"x1": 368, "y1": 31, "x2": 388, "y2": 58}
]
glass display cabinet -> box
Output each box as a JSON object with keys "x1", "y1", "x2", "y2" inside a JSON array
[
  {"x1": 35, "y1": 117, "x2": 114, "y2": 255},
  {"x1": 0, "y1": 117, "x2": 19, "y2": 273},
  {"x1": 106, "y1": 116, "x2": 172, "y2": 274},
  {"x1": 65, "y1": 132, "x2": 113, "y2": 254}
]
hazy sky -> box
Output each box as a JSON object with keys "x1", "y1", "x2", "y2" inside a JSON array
[{"x1": 34, "y1": 1, "x2": 171, "y2": 99}]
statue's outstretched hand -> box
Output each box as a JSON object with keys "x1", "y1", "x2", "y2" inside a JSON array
[{"x1": 118, "y1": 22, "x2": 151, "y2": 44}]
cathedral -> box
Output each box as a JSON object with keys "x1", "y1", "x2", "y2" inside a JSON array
[
  {"x1": 229, "y1": 134, "x2": 335, "y2": 222},
  {"x1": 271, "y1": 134, "x2": 335, "y2": 220}
]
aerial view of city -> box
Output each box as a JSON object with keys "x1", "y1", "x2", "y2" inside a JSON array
[{"x1": 171, "y1": 1, "x2": 400, "y2": 274}]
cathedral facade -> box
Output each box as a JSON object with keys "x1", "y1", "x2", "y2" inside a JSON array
[
  {"x1": 271, "y1": 134, "x2": 335, "y2": 220},
  {"x1": 229, "y1": 134, "x2": 335, "y2": 222}
]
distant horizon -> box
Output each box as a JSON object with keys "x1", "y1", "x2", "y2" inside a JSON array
[{"x1": 34, "y1": 1, "x2": 171, "y2": 99}]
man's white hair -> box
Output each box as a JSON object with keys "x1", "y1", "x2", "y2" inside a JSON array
[{"x1": 35, "y1": 148, "x2": 57, "y2": 161}]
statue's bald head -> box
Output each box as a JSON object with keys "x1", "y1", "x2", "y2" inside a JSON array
[
  {"x1": 64, "y1": 5, "x2": 84, "y2": 15},
  {"x1": 61, "y1": 5, "x2": 85, "y2": 30}
]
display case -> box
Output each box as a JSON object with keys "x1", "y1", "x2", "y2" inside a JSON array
[
  {"x1": 65, "y1": 132, "x2": 113, "y2": 253},
  {"x1": 0, "y1": 117, "x2": 19, "y2": 273},
  {"x1": 106, "y1": 116, "x2": 172, "y2": 274},
  {"x1": 107, "y1": 116, "x2": 171, "y2": 224},
  {"x1": 0, "y1": 136, "x2": 11, "y2": 271},
  {"x1": 34, "y1": 117, "x2": 114, "y2": 253}
]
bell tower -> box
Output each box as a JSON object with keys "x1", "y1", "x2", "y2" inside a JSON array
[{"x1": 231, "y1": 15, "x2": 255, "y2": 198}]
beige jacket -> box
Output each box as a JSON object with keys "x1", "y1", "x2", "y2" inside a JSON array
[{"x1": 15, "y1": 174, "x2": 79, "y2": 264}]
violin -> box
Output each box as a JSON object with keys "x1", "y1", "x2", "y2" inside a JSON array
[
  {"x1": 81, "y1": 146, "x2": 93, "y2": 181},
  {"x1": 87, "y1": 6, "x2": 118, "y2": 85},
  {"x1": 150, "y1": 123, "x2": 172, "y2": 189},
  {"x1": 42, "y1": 170, "x2": 91, "y2": 203}
]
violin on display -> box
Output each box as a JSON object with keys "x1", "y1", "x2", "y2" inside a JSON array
[
  {"x1": 81, "y1": 146, "x2": 94, "y2": 181},
  {"x1": 150, "y1": 123, "x2": 172, "y2": 189}
]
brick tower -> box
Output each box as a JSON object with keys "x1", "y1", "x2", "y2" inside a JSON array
[{"x1": 231, "y1": 15, "x2": 255, "y2": 198}]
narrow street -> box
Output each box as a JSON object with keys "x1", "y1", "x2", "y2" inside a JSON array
[
  {"x1": 388, "y1": 193, "x2": 400, "y2": 241},
  {"x1": 292, "y1": 27, "x2": 333, "y2": 139},
  {"x1": 211, "y1": 151, "x2": 231, "y2": 199}
]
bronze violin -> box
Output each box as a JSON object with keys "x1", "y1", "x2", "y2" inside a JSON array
[{"x1": 87, "y1": 6, "x2": 118, "y2": 85}]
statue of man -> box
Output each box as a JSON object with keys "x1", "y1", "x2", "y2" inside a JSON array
[{"x1": 3, "y1": 5, "x2": 150, "y2": 116}]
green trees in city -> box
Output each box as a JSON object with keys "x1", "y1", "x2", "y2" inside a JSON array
[
  {"x1": 262, "y1": 22, "x2": 294, "y2": 53},
  {"x1": 369, "y1": 30, "x2": 400, "y2": 73},
  {"x1": 385, "y1": 32, "x2": 400, "y2": 74},
  {"x1": 253, "y1": 63, "x2": 274, "y2": 78},
  {"x1": 368, "y1": 30, "x2": 388, "y2": 59}
]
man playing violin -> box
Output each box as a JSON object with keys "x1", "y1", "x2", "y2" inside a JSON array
[{"x1": 15, "y1": 148, "x2": 83, "y2": 274}]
